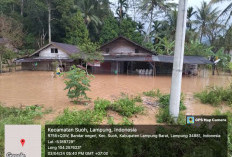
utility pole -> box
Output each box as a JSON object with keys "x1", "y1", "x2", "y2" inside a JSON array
[{"x1": 169, "y1": 0, "x2": 188, "y2": 122}]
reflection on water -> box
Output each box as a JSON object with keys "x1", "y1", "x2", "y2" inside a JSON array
[{"x1": 0, "y1": 71, "x2": 231, "y2": 116}]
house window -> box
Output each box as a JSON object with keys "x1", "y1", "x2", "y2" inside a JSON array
[
  {"x1": 51, "y1": 48, "x2": 58, "y2": 53},
  {"x1": 106, "y1": 48, "x2": 109, "y2": 53},
  {"x1": 135, "y1": 48, "x2": 139, "y2": 53}
]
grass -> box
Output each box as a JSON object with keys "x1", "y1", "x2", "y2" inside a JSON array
[
  {"x1": 195, "y1": 85, "x2": 232, "y2": 106},
  {"x1": 110, "y1": 95, "x2": 144, "y2": 117},
  {"x1": 143, "y1": 89, "x2": 162, "y2": 98},
  {"x1": 155, "y1": 94, "x2": 186, "y2": 124},
  {"x1": 0, "y1": 105, "x2": 44, "y2": 156}
]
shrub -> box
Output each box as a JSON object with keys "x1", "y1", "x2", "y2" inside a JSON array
[
  {"x1": 64, "y1": 65, "x2": 93, "y2": 103},
  {"x1": 132, "y1": 95, "x2": 142, "y2": 102},
  {"x1": 143, "y1": 89, "x2": 162, "y2": 98},
  {"x1": 53, "y1": 109, "x2": 103, "y2": 125},
  {"x1": 94, "y1": 98, "x2": 111, "y2": 115},
  {"x1": 111, "y1": 95, "x2": 144, "y2": 117},
  {"x1": 156, "y1": 94, "x2": 186, "y2": 124},
  {"x1": 195, "y1": 85, "x2": 232, "y2": 106}
]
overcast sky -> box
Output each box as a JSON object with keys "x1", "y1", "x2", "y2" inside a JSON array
[{"x1": 109, "y1": 0, "x2": 230, "y2": 31}]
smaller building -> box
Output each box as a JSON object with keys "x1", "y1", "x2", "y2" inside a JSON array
[{"x1": 16, "y1": 42, "x2": 81, "y2": 71}]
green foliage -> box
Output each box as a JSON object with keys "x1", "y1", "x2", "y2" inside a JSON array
[
  {"x1": 99, "y1": 16, "x2": 119, "y2": 44},
  {"x1": 213, "y1": 110, "x2": 232, "y2": 156},
  {"x1": 154, "y1": 37, "x2": 175, "y2": 55},
  {"x1": 72, "y1": 41, "x2": 103, "y2": 66},
  {"x1": 94, "y1": 98, "x2": 111, "y2": 115},
  {"x1": 119, "y1": 18, "x2": 144, "y2": 45},
  {"x1": 185, "y1": 40, "x2": 213, "y2": 57},
  {"x1": 53, "y1": 109, "x2": 103, "y2": 125},
  {"x1": 110, "y1": 95, "x2": 144, "y2": 117},
  {"x1": 120, "y1": 117, "x2": 133, "y2": 125},
  {"x1": 132, "y1": 95, "x2": 142, "y2": 103},
  {"x1": 64, "y1": 65, "x2": 92, "y2": 102},
  {"x1": 107, "y1": 117, "x2": 115, "y2": 125},
  {"x1": 64, "y1": 11, "x2": 89, "y2": 46},
  {"x1": 143, "y1": 89, "x2": 162, "y2": 98},
  {"x1": 195, "y1": 84, "x2": 232, "y2": 106},
  {"x1": 156, "y1": 94, "x2": 186, "y2": 124},
  {"x1": 0, "y1": 104, "x2": 44, "y2": 155}
]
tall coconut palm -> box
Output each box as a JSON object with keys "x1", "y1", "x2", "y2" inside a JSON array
[
  {"x1": 77, "y1": 0, "x2": 102, "y2": 29},
  {"x1": 116, "y1": 0, "x2": 128, "y2": 23},
  {"x1": 187, "y1": 7, "x2": 197, "y2": 30},
  {"x1": 195, "y1": 2, "x2": 220, "y2": 43},
  {"x1": 139, "y1": 0, "x2": 173, "y2": 42},
  {"x1": 210, "y1": 0, "x2": 232, "y2": 23}
]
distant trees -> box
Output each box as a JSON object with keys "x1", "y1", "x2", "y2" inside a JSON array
[{"x1": 195, "y1": 2, "x2": 220, "y2": 43}]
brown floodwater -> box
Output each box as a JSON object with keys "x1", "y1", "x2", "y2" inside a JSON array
[{"x1": 0, "y1": 71, "x2": 231, "y2": 123}]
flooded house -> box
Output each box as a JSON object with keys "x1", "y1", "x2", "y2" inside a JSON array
[
  {"x1": 92, "y1": 36, "x2": 156, "y2": 75},
  {"x1": 16, "y1": 42, "x2": 80, "y2": 71},
  {"x1": 91, "y1": 36, "x2": 212, "y2": 75}
]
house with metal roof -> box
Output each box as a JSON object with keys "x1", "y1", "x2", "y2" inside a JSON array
[
  {"x1": 15, "y1": 42, "x2": 81, "y2": 71},
  {"x1": 92, "y1": 36, "x2": 212, "y2": 75}
]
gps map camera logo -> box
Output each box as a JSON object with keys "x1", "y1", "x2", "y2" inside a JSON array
[{"x1": 187, "y1": 116, "x2": 195, "y2": 124}]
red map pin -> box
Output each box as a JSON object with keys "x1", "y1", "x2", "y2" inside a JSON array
[{"x1": 20, "y1": 139, "x2": 25, "y2": 147}]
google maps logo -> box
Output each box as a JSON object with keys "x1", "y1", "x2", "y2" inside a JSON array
[{"x1": 187, "y1": 116, "x2": 195, "y2": 124}]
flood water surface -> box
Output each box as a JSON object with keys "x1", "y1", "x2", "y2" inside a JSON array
[{"x1": 0, "y1": 71, "x2": 231, "y2": 122}]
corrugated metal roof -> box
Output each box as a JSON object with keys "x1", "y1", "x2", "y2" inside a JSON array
[
  {"x1": 30, "y1": 42, "x2": 80, "y2": 57},
  {"x1": 104, "y1": 55, "x2": 153, "y2": 62},
  {"x1": 104, "y1": 55, "x2": 212, "y2": 65},
  {"x1": 153, "y1": 55, "x2": 213, "y2": 64}
]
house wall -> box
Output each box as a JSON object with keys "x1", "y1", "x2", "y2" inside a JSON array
[
  {"x1": 22, "y1": 62, "x2": 51, "y2": 71},
  {"x1": 39, "y1": 45, "x2": 69, "y2": 59},
  {"x1": 101, "y1": 38, "x2": 151, "y2": 56}
]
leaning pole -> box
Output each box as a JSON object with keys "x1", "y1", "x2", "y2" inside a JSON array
[{"x1": 169, "y1": 0, "x2": 188, "y2": 122}]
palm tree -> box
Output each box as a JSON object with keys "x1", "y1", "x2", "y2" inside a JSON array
[
  {"x1": 210, "y1": 0, "x2": 232, "y2": 24},
  {"x1": 187, "y1": 7, "x2": 197, "y2": 30},
  {"x1": 77, "y1": 0, "x2": 102, "y2": 29},
  {"x1": 116, "y1": 0, "x2": 128, "y2": 23},
  {"x1": 195, "y1": 1, "x2": 220, "y2": 43},
  {"x1": 139, "y1": 0, "x2": 169, "y2": 42},
  {"x1": 136, "y1": 22, "x2": 145, "y2": 34}
]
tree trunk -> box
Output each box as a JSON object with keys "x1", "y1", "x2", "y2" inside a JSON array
[
  {"x1": 48, "y1": 1, "x2": 51, "y2": 43},
  {"x1": 21, "y1": 0, "x2": 24, "y2": 16}
]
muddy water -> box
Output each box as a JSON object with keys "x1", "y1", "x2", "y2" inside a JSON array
[{"x1": 0, "y1": 71, "x2": 231, "y2": 122}]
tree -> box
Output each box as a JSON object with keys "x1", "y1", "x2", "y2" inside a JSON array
[
  {"x1": 195, "y1": 2, "x2": 220, "y2": 43},
  {"x1": 154, "y1": 37, "x2": 175, "y2": 55},
  {"x1": 210, "y1": 0, "x2": 232, "y2": 24},
  {"x1": 71, "y1": 41, "x2": 103, "y2": 73},
  {"x1": 119, "y1": 18, "x2": 144, "y2": 44},
  {"x1": 64, "y1": 11, "x2": 89, "y2": 46},
  {"x1": 187, "y1": 7, "x2": 197, "y2": 31},
  {"x1": 64, "y1": 65, "x2": 92, "y2": 103},
  {"x1": 0, "y1": 15, "x2": 23, "y2": 48},
  {"x1": 99, "y1": 16, "x2": 119, "y2": 44},
  {"x1": 116, "y1": 0, "x2": 128, "y2": 23},
  {"x1": 138, "y1": 0, "x2": 169, "y2": 42}
]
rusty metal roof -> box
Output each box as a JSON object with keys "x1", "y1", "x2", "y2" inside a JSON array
[
  {"x1": 100, "y1": 36, "x2": 156, "y2": 55},
  {"x1": 30, "y1": 42, "x2": 80, "y2": 57}
]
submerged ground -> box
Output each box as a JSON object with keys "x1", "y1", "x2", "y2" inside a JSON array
[{"x1": 0, "y1": 71, "x2": 231, "y2": 124}]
